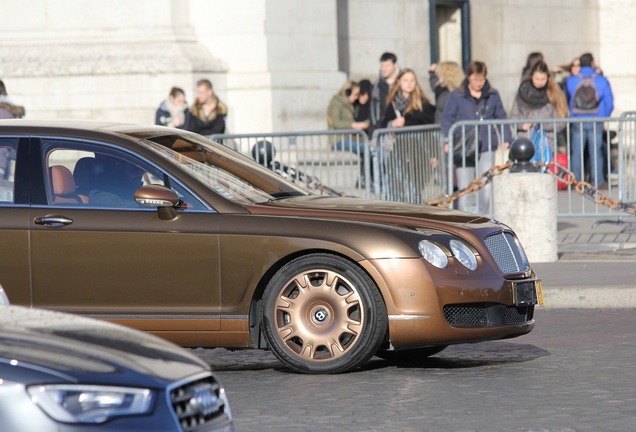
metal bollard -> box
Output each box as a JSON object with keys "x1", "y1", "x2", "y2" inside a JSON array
[
  {"x1": 493, "y1": 137, "x2": 558, "y2": 262},
  {"x1": 508, "y1": 137, "x2": 538, "y2": 173}
]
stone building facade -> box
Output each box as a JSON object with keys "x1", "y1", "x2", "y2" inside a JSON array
[{"x1": 0, "y1": 0, "x2": 633, "y2": 133}]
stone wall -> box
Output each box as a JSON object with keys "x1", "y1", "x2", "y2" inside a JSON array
[{"x1": 1, "y1": 0, "x2": 634, "y2": 133}]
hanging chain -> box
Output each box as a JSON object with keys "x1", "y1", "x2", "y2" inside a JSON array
[{"x1": 425, "y1": 160, "x2": 636, "y2": 215}]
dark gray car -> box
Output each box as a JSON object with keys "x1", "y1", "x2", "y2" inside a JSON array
[{"x1": 0, "y1": 306, "x2": 233, "y2": 432}]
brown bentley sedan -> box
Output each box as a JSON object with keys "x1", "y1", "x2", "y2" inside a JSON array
[{"x1": 0, "y1": 120, "x2": 542, "y2": 374}]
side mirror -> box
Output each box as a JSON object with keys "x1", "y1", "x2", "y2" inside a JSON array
[{"x1": 134, "y1": 185, "x2": 180, "y2": 220}]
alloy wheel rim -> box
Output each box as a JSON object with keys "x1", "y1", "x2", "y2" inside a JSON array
[{"x1": 273, "y1": 269, "x2": 364, "y2": 361}]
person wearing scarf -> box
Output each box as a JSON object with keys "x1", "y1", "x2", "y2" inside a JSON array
[
  {"x1": 381, "y1": 68, "x2": 435, "y2": 128},
  {"x1": 510, "y1": 60, "x2": 569, "y2": 147},
  {"x1": 379, "y1": 69, "x2": 436, "y2": 203},
  {"x1": 155, "y1": 86, "x2": 188, "y2": 129}
]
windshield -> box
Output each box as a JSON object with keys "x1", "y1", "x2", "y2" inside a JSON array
[{"x1": 142, "y1": 133, "x2": 309, "y2": 205}]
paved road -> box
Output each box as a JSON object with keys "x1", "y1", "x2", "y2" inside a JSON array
[{"x1": 194, "y1": 308, "x2": 636, "y2": 431}]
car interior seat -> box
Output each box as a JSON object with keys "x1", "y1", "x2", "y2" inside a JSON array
[
  {"x1": 73, "y1": 157, "x2": 98, "y2": 197},
  {"x1": 50, "y1": 165, "x2": 87, "y2": 204}
]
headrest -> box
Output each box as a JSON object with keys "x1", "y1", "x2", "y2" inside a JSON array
[{"x1": 51, "y1": 165, "x2": 76, "y2": 195}]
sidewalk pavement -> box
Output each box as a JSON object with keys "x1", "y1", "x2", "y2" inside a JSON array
[{"x1": 531, "y1": 215, "x2": 636, "y2": 309}]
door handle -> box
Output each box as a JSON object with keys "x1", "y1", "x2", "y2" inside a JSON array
[{"x1": 34, "y1": 216, "x2": 74, "y2": 228}]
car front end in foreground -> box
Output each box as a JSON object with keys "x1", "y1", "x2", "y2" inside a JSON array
[{"x1": 0, "y1": 306, "x2": 233, "y2": 432}]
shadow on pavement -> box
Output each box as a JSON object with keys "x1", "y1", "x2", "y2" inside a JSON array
[
  {"x1": 370, "y1": 341, "x2": 550, "y2": 370},
  {"x1": 190, "y1": 341, "x2": 549, "y2": 373}
]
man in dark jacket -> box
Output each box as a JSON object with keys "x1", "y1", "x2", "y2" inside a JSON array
[
  {"x1": 186, "y1": 79, "x2": 227, "y2": 136},
  {"x1": 369, "y1": 52, "x2": 399, "y2": 137}
]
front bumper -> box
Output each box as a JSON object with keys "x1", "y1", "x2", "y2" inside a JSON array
[{"x1": 365, "y1": 257, "x2": 538, "y2": 349}]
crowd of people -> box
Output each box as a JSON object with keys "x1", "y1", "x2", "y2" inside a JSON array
[
  {"x1": 325, "y1": 50, "x2": 615, "y2": 208},
  {"x1": 1, "y1": 49, "x2": 616, "y2": 206}
]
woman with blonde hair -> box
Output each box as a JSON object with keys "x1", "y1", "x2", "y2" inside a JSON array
[
  {"x1": 429, "y1": 61, "x2": 465, "y2": 123},
  {"x1": 381, "y1": 69, "x2": 435, "y2": 128},
  {"x1": 510, "y1": 60, "x2": 569, "y2": 148},
  {"x1": 379, "y1": 69, "x2": 436, "y2": 202}
]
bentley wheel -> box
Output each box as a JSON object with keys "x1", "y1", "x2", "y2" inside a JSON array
[
  {"x1": 261, "y1": 254, "x2": 387, "y2": 374},
  {"x1": 374, "y1": 345, "x2": 448, "y2": 362}
]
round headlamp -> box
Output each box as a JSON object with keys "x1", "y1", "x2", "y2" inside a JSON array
[{"x1": 450, "y1": 239, "x2": 478, "y2": 271}]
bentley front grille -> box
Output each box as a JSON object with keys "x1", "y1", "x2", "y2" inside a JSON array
[{"x1": 484, "y1": 231, "x2": 529, "y2": 274}]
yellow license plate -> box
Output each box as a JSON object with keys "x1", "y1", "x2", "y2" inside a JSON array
[{"x1": 536, "y1": 279, "x2": 544, "y2": 307}]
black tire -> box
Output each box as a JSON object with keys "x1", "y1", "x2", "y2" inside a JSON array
[
  {"x1": 261, "y1": 253, "x2": 387, "y2": 374},
  {"x1": 375, "y1": 345, "x2": 448, "y2": 362}
]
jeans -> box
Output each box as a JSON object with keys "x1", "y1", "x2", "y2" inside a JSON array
[
  {"x1": 455, "y1": 150, "x2": 495, "y2": 215},
  {"x1": 334, "y1": 137, "x2": 365, "y2": 156},
  {"x1": 570, "y1": 122, "x2": 605, "y2": 185}
]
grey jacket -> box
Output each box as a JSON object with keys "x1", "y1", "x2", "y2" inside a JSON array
[{"x1": 509, "y1": 96, "x2": 565, "y2": 146}]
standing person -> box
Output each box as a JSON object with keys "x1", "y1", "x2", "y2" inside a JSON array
[
  {"x1": 354, "y1": 79, "x2": 375, "y2": 186},
  {"x1": 0, "y1": 80, "x2": 25, "y2": 119},
  {"x1": 379, "y1": 69, "x2": 436, "y2": 203},
  {"x1": 428, "y1": 61, "x2": 465, "y2": 124},
  {"x1": 381, "y1": 69, "x2": 435, "y2": 128},
  {"x1": 441, "y1": 60, "x2": 511, "y2": 214},
  {"x1": 510, "y1": 60, "x2": 569, "y2": 149},
  {"x1": 186, "y1": 79, "x2": 227, "y2": 136},
  {"x1": 565, "y1": 53, "x2": 614, "y2": 188},
  {"x1": 554, "y1": 57, "x2": 581, "y2": 99},
  {"x1": 521, "y1": 52, "x2": 544, "y2": 79},
  {"x1": 155, "y1": 86, "x2": 188, "y2": 129},
  {"x1": 370, "y1": 52, "x2": 399, "y2": 136}
]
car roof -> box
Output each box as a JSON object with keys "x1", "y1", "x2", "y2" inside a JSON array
[{"x1": 0, "y1": 119, "x2": 175, "y2": 139}]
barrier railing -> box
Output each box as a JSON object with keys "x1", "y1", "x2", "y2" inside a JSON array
[
  {"x1": 448, "y1": 117, "x2": 636, "y2": 217},
  {"x1": 208, "y1": 116, "x2": 636, "y2": 219},
  {"x1": 371, "y1": 124, "x2": 445, "y2": 203},
  {"x1": 210, "y1": 130, "x2": 371, "y2": 198}
]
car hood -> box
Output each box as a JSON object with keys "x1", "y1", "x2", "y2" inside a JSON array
[
  {"x1": 0, "y1": 306, "x2": 209, "y2": 386},
  {"x1": 247, "y1": 195, "x2": 493, "y2": 233}
]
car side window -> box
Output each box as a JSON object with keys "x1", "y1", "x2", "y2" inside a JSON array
[
  {"x1": 42, "y1": 140, "x2": 206, "y2": 210},
  {"x1": 0, "y1": 138, "x2": 18, "y2": 203}
]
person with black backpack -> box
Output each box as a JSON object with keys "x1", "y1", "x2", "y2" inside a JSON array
[{"x1": 565, "y1": 53, "x2": 614, "y2": 189}]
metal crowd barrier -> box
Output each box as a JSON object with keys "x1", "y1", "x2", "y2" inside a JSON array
[
  {"x1": 209, "y1": 130, "x2": 371, "y2": 198},
  {"x1": 207, "y1": 115, "x2": 636, "y2": 219},
  {"x1": 618, "y1": 111, "x2": 636, "y2": 207},
  {"x1": 448, "y1": 117, "x2": 636, "y2": 217},
  {"x1": 371, "y1": 125, "x2": 446, "y2": 203},
  {"x1": 210, "y1": 126, "x2": 447, "y2": 203}
]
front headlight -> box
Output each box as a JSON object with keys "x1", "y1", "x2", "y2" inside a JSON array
[
  {"x1": 450, "y1": 239, "x2": 478, "y2": 271},
  {"x1": 27, "y1": 385, "x2": 154, "y2": 424},
  {"x1": 418, "y1": 240, "x2": 448, "y2": 269}
]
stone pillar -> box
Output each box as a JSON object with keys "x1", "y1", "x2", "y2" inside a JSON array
[{"x1": 492, "y1": 140, "x2": 558, "y2": 263}]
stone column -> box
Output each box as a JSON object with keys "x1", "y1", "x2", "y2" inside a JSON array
[{"x1": 492, "y1": 141, "x2": 558, "y2": 263}]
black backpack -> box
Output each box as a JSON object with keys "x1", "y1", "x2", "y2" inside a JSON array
[{"x1": 572, "y1": 73, "x2": 599, "y2": 114}]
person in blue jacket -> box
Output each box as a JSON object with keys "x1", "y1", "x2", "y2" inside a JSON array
[
  {"x1": 441, "y1": 60, "x2": 511, "y2": 214},
  {"x1": 565, "y1": 52, "x2": 614, "y2": 188}
]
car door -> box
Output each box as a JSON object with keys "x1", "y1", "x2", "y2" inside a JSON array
[
  {"x1": 28, "y1": 136, "x2": 221, "y2": 333},
  {"x1": 0, "y1": 136, "x2": 31, "y2": 305}
]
